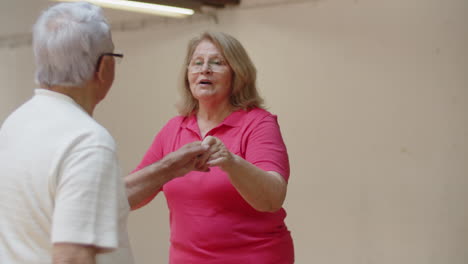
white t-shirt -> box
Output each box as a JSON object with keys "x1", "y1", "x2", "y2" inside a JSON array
[{"x1": 0, "y1": 89, "x2": 134, "y2": 264}]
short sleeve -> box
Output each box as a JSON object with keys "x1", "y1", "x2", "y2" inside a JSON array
[
  {"x1": 128, "y1": 129, "x2": 166, "y2": 208},
  {"x1": 51, "y1": 146, "x2": 121, "y2": 250},
  {"x1": 244, "y1": 115, "x2": 290, "y2": 181},
  {"x1": 132, "y1": 117, "x2": 184, "y2": 173},
  {"x1": 133, "y1": 130, "x2": 165, "y2": 173},
  {"x1": 130, "y1": 117, "x2": 183, "y2": 208}
]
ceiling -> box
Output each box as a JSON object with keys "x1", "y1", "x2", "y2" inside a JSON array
[{"x1": 0, "y1": 0, "x2": 241, "y2": 38}]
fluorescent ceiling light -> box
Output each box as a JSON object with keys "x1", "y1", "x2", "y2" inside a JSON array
[{"x1": 53, "y1": 0, "x2": 194, "y2": 18}]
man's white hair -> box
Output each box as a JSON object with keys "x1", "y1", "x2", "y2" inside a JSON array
[{"x1": 33, "y1": 1, "x2": 114, "y2": 87}]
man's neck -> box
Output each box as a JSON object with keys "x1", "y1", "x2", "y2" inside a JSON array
[{"x1": 43, "y1": 84, "x2": 96, "y2": 116}]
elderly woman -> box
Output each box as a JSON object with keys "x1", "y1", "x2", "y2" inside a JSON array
[{"x1": 126, "y1": 31, "x2": 293, "y2": 263}]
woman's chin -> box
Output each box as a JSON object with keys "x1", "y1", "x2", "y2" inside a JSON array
[{"x1": 194, "y1": 92, "x2": 217, "y2": 100}]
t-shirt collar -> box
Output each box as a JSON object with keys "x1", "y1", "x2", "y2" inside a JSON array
[{"x1": 34, "y1": 88, "x2": 89, "y2": 115}]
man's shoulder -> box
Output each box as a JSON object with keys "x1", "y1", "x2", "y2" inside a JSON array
[
  {"x1": 42, "y1": 102, "x2": 117, "y2": 152},
  {"x1": 69, "y1": 119, "x2": 116, "y2": 151}
]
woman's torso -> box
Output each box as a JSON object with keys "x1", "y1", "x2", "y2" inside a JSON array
[{"x1": 159, "y1": 108, "x2": 294, "y2": 264}]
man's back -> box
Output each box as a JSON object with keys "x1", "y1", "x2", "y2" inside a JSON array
[{"x1": 0, "y1": 89, "x2": 132, "y2": 263}]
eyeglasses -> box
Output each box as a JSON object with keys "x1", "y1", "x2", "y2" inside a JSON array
[
  {"x1": 96, "y1": 52, "x2": 124, "y2": 68},
  {"x1": 187, "y1": 58, "x2": 228, "y2": 73}
]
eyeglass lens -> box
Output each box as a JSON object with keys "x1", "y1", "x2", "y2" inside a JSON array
[{"x1": 188, "y1": 59, "x2": 225, "y2": 73}]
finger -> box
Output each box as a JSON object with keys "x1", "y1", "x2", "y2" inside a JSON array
[
  {"x1": 202, "y1": 136, "x2": 217, "y2": 147},
  {"x1": 196, "y1": 148, "x2": 212, "y2": 167},
  {"x1": 185, "y1": 141, "x2": 202, "y2": 147},
  {"x1": 206, "y1": 157, "x2": 224, "y2": 167},
  {"x1": 206, "y1": 150, "x2": 223, "y2": 161},
  {"x1": 193, "y1": 153, "x2": 210, "y2": 171},
  {"x1": 182, "y1": 141, "x2": 204, "y2": 153},
  {"x1": 194, "y1": 154, "x2": 205, "y2": 169},
  {"x1": 194, "y1": 163, "x2": 210, "y2": 172},
  {"x1": 181, "y1": 142, "x2": 209, "y2": 159},
  {"x1": 196, "y1": 144, "x2": 220, "y2": 167}
]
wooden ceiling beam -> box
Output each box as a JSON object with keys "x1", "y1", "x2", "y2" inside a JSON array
[
  {"x1": 137, "y1": 0, "x2": 240, "y2": 9},
  {"x1": 139, "y1": 0, "x2": 201, "y2": 10},
  {"x1": 202, "y1": 0, "x2": 240, "y2": 6}
]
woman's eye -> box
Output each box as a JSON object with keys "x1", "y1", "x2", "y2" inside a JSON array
[{"x1": 194, "y1": 61, "x2": 203, "y2": 65}]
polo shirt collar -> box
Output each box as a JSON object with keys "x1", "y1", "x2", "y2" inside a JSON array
[
  {"x1": 181, "y1": 109, "x2": 247, "y2": 131},
  {"x1": 222, "y1": 109, "x2": 245, "y2": 127}
]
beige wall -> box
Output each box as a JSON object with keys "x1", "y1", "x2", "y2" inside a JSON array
[{"x1": 1, "y1": 0, "x2": 467, "y2": 263}]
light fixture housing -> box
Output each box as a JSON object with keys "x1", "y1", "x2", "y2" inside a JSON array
[{"x1": 52, "y1": 0, "x2": 195, "y2": 18}]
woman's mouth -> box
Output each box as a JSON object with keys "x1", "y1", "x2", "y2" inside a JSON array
[{"x1": 199, "y1": 79, "x2": 212, "y2": 85}]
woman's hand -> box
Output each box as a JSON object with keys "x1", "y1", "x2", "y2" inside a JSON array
[
  {"x1": 199, "y1": 136, "x2": 235, "y2": 170},
  {"x1": 199, "y1": 136, "x2": 287, "y2": 212}
]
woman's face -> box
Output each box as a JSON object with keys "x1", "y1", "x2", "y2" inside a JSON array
[{"x1": 187, "y1": 40, "x2": 233, "y2": 105}]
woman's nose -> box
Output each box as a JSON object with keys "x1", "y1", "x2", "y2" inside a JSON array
[{"x1": 201, "y1": 63, "x2": 212, "y2": 73}]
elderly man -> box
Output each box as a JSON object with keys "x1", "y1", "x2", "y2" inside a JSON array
[{"x1": 0, "y1": 2, "x2": 207, "y2": 264}]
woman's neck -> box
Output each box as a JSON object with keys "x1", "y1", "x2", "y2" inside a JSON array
[
  {"x1": 196, "y1": 101, "x2": 233, "y2": 137},
  {"x1": 197, "y1": 101, "x2": 233, "y2": 123}
]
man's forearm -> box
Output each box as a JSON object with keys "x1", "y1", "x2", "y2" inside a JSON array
[
  {"x1": 53, "y1": 243, "x2": 97, "y2": 264},
  {"x1": 125, "y1": 160, "x2": 173, "y2": 210},
  {"x1": 126, "y1": 142, "x2": 209, "y2": 210}
]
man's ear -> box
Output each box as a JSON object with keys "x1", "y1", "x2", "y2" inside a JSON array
[{"x1": 95, "y1": 55, "x2": 111, "y2": 83}]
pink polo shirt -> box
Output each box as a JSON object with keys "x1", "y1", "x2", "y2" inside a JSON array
[{"x1": 135, "y1": 108, "x2": 294, "y2": 264}]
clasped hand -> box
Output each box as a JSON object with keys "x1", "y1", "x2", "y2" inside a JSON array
[{"x1": 194, "y1": 136, "x2": 235, "y2": 172}]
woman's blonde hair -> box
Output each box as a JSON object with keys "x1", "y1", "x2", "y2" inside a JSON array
[{"x1": 177, "y1": 31, "x2": 264, "y2": 116}]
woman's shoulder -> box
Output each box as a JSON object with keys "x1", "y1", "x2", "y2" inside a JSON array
[
  {"x1": 166, "y1": 115, "x2": 186, "y2": 125},
  {"x1": 233, "y1": 108, "x2": 278, "y2": 131},
  {"x1": 158, "y1": 115, "x2": 187, "y2": 132},
  {"x1": 245, "y1": 107, "x2": 276, "y2": 121}
]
